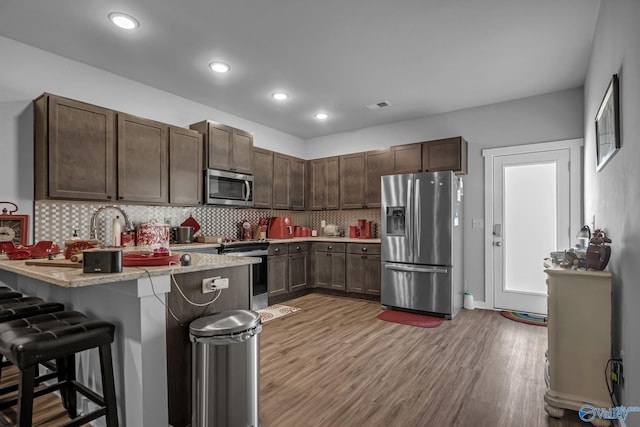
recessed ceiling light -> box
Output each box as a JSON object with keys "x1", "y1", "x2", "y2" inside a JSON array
[
  {"x1": 108, "y1": 12, "x2": 139, "y2": 30},
  {"x1": 272, "y1": 92, "x2": 289, "y2": 101},
  {"x1": 315, "y1": 112, "x2": 329, "y2": 120},
  {"x1": 209, "y1": 62, "x2": 231, "y2": 73}
]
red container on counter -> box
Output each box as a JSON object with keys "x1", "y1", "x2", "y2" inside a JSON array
[{"x1": 136, "y1": 221, "x2": 170, "y2": 249}]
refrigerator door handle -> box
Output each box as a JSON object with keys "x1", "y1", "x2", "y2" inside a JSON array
[
  {"x1": 415, "y1": 178, "x2": 421, "y2": 258},
  {"x1": 384, "y1": 263, "x2": 448, "y2": 274},
  {"x1": 407, "y1": 178, "x2": 413, "y2": 256}
]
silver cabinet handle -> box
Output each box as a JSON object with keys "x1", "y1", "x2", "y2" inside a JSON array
[
  {"x1": 361, "y1": 247, "x2": 367, "y2": 251},
  {"x1": 328, "y1": 246, "x2": 333, "y2": 250}
]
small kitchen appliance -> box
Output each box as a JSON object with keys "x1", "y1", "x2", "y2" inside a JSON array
[{"x1": 268, "y1": 217, "x2": 293, "y2": 239}]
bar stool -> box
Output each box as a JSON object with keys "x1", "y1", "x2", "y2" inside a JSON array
[{"x1": 0, "y1": 310, "x2": 118, "y2": 426}]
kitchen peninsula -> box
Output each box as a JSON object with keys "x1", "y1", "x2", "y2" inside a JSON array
[{"x1": 0, "y1": 252, "x2": 259, "y2": 427}]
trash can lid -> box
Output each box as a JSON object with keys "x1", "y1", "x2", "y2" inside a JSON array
[{"x1": 189, "y1": 310, "x2": 261, "y2": 337}]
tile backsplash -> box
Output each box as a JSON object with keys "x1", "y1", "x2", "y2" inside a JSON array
[{"x1": 34, "y1": 200, "x2": 381, "y2": 245}]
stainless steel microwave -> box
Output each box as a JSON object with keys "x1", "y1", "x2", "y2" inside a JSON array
[{"x1": 204, "y1": 169, "x2": 254, "y2": 207}]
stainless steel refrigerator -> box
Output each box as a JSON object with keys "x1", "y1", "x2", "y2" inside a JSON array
[{"x1": 381, "y1": 171, "x2": 464, "y2": 319}]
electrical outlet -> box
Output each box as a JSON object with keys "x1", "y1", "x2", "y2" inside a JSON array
[
  {"x1": 612, "y1": 360, "x2": 624, "y2": 385},
  {"x1": 202, "y1": 277, "x2": 215, "y2": 294},
  {"x1": 202, "y1": 276, "x2": 228, "y2": 293}
]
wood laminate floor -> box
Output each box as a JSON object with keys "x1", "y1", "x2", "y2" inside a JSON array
[{"x1": 260, "y1": 293, "x2": 588, "y2": 427}]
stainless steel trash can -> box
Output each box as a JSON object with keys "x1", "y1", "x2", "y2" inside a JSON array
[{"x1": 190, "y1": 310, "x2": 262, "y2": 427}]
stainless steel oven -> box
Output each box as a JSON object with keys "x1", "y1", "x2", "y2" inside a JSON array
[{"x1": 219, "y1": 241, "x2": 268, "y2": 310}]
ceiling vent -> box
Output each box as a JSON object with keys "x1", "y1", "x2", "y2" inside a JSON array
[{"x1": 366, "y1": 101, "x2": 391, "y2": 110}]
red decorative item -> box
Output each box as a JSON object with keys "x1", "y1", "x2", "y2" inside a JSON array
[
  {"x1": 64, "y1": 241, "x2": 96, "y2": 259},
  {"x1": 122, "y1": 253, "x2": 181, "y2": 267},
  {"x1": 0, "y1": 202, "x2": 30, "y2": 247},
  {"x1": 136, "y1": 221, "x2": 170, "y2": 249},
  {"x1": 181, "y1": 215, "x2": 201, "y2": 234},
  {"x1": 586, "y1": 229, "x2": 611, "y2": 271},
  {"x1": 3, "y1": 240, "x2": 60, "y2": 260}
]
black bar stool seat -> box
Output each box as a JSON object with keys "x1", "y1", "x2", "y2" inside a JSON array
[
  {"x1": 0, "y1": 286, "x2": 22, "y2": 300},
  {"x1": 0, "y1": 297, "x2": 65, "y2": 322},
  {"x1": 0, "y1": 311, "x2": 118, "y2": 426}
]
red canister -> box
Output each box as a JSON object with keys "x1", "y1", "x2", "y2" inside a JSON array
[
  {"x1": 349, "y1": 226, "x2": 359, "y2": 238},
  {"x1": 136, "y1": 220, "x2": 170, "y2": 249}
]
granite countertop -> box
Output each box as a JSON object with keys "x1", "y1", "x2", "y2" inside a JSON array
[
  {"x1": 0, "y1": 252, "x2": 260, "y2": 288},
  {"x1": 172, "y1": 237, "x2": 381, "y2": 248}
]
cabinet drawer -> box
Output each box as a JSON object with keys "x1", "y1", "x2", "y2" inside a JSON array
[
  {"x1": 268, "y1": 243, "x2": 289, "y2": 255},
  {"x1": 347, "y1": 243, "x2": 381, "y2": 255},
  {"x1": 313, "y1": 242, "x2": 346, "y2": 253},
  {"x1": 289, "y1": 242, "x2": 309, "y2": 253}
]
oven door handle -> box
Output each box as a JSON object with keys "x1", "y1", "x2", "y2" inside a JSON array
[{"x1": 223, "y1": 250, "x2": 268, "y2": 257}]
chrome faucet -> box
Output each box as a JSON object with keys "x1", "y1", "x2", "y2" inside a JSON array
[{"x1": 90, "y1": 205, "x2": 135, "y2": 240}]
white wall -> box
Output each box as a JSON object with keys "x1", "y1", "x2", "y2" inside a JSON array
[
  {"x1": 307, "y1": 88, "x2": 585, "y2": 302},
  {"x1": 584, "y1": 0, "x2": 640, "y2": 411}
]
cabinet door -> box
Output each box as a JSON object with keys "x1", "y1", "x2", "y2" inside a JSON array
[
  {"x1": 46, "y1": 95, "x2": 116, "y2": 201},
  {"x1": 422, "y1": 137, "x2": 468, "y2": 175},
  {"x1": 267, "y1": 254, "x2": 288, "y2": 296},
  {"x1": 330, "y1": 252, "x2": 346, "y2": 290},
  {"x1": 340, "y1": 153, "x2": 365, "y2": 209},
  {"x1": 169, "y1": 127, "x2": 202, "y2": 205},
  {"x1": 391, "y1": 143, "x2": 422, "y2": 173},
  {"x1": 117, "y1": 114, "x2": 168, "y2": 203},
  {"x1": 290, "y1": 157, "x2": 306, "y2": 210},
  {"x1": 325, "y1": 157, "x2": 340, "y2": 210},
  {"x1": 314, "y1": 252, "x2": 333, "y2": 289},
  {"x1": 272, "y1": 153, "x2": 291, "y2": 209},
  {"x1": 346, "y1": 253, "x2": 365, "y2": 293},
  {"x1": 289, "y1": 252, "x2": 308, "y2": 291},
  {"x1": 253, "y1": 148, "x2": 274, "y2": 209},
  {"x1": 231, "y1": 128, "x2": 253, "y2": 174},
  {"x1": 308, "y1": 159, "x2": 326, "y2": 210},
  {"x1": 364, "y1": 148, "x2": 390, "y2": 208},
  {"x1": 206, "y1": 122, "x2": 232, "y2": 171},
  {"x1": 364, "y1": 255, "x2": 381, "y2": 295}
]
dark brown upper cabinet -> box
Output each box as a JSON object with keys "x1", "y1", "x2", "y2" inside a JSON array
[
  {"x1": 390, "y1": 143, "x2": 422, "y2": 174},
  {"x1": 339, "y1": 148, "x2": 390, "y2": 209},
  {"x1": 308, "y1": 157, "x2": 339, "y2": 210},
  {"x1": 117, "y1": 113, "x2": 168, "y2": 203},
  {"x1": 289, "y1": 156, "x2": 306, "y2": 211},
  {"x1": 34, "y1": 94, "x2": 117, "y2": 201},
  {"x1": 190, "y1": 120, "x2": 253, "y2": 174},
  {"x1": 272, "y1": 153, "x2": 306, "y2": 210},
  {"x1": 169, "y1": 127, "x2": 203, "y2": 205},
  {"x1": 422, "y1": 136, "x2": 468, "y2": 175},
  {"x1": 339, "y1": 153, "x2": 365, "y2": 210},
  {"x1": 272, "y1": 152, "x2": 291, "y2": 210},
  {"x1": 252, "y1": 147, "x2": 274, "y2": 209},
  {"x1": 391, "y1": 136, "x2": 468, "y2": 175}
]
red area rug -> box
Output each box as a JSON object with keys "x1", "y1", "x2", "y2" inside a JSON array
[
  {"x1": 500, "y1": 310, "x2": 547, "y2": 327},
  {"x1": 377, "y1": 309, "x2": 444, "y2": 328}
]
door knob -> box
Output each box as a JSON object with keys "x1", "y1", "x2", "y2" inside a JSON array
[{"x1": 494, "y1": 241, "x2": 502, "y2": 247}]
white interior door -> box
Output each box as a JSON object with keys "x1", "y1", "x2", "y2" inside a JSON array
[{"x1": 483, "y1": 140, "x2": 582, "y2": 315}]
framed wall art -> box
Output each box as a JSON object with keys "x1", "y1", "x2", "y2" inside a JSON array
[{"x1": 595, "y1": 74, "x2": 620, "y2": 171}]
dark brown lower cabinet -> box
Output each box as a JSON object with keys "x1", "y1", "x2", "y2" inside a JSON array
[
  {"x1": 346, "y1": 243, "x2": 381, "y2": 295},
  {"x1": 346, "y1": 253, "x2": 381, "y2": 295},
  {"x1": 268, "y1": 244, "x2": 289, "y2": 297},
  {"x1": 313, "y1": 243, "x2": 346, "y2": 291},
  {"x1": 289, "y1": 243, "x2": 309, "y2": 291}
]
